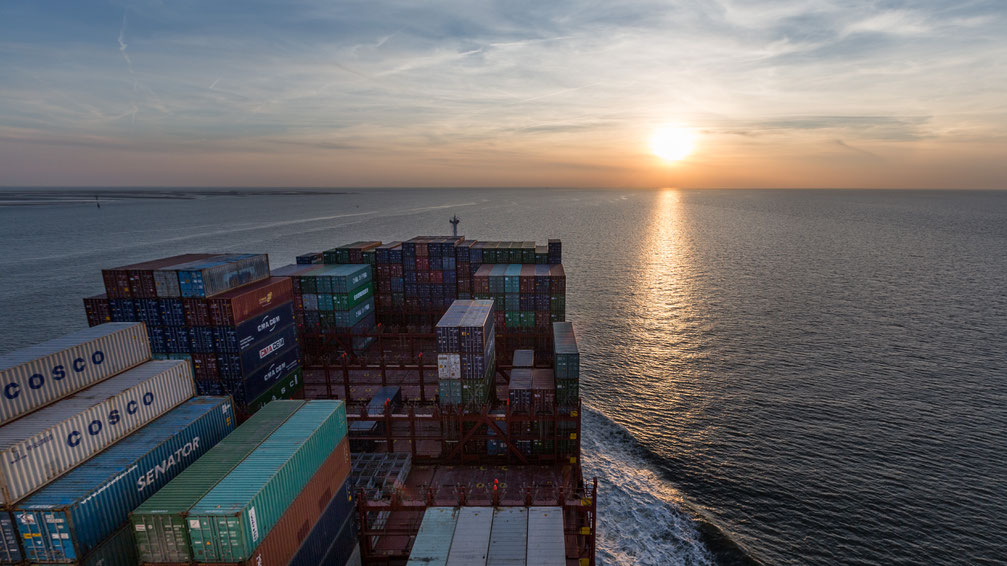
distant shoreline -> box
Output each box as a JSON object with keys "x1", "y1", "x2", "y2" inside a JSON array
[{"x1": 0, "y1": 188, "x2": 353, "y2": 206}]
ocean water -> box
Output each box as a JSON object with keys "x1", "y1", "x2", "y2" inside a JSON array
[{"x1": 1, "y1": 188, "x2": 1005, "y2": 565}]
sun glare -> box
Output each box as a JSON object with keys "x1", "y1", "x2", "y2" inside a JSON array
[{"x1": 651, "y1": 126, "x2": 696, "y2": 163}]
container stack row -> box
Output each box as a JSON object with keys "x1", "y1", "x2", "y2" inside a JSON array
[
  {"x1": 472, "y1": 264, "x2": 566, "y2": 331},
  {"x1": 131, "y1": 399, "x2": 361, "y2": 566},
  {"x1": 405, "y1": 506, "x2": 566, "y2": 566},
  {"x1": 0, "y1": 322, "x2": 235, "y2": 565},
  {"x1": 436, "y1": 300, "x2": 496, "y2": 408},
  {"x1": 84, "y1": 254, "x2": 303, "y2": 418},
  {"x1": 270, "y1": 263, "x2": 376, "y2": 337}
]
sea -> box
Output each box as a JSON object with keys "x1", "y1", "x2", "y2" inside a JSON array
[{"x1": 1, "y1": 188, "x2": 1005, "y2": 565}]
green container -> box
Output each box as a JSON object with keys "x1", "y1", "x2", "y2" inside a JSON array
[
  {"x1": 76, "y1": 525, "x2": 136, "y2": 566},
  {"x1": 505, "y1": 311, "x2": 520, "y2": 328},
  {"x1": 550, "y1": 294, "x2": 565, "y2": 312},
  {"x1": 130, "y1": 401, "x2": 305, "y2": 564},
  {"x1": 331, "y1": 282, "x2": 373, "y2": 310},
  {"x1": 245, "y1": 369, "x2": 304, "y2": 415},
  {"x1": 461, "y1": 380, "x2": 490, "y2": 408},
  {"x1": 556, "y1": 379, "x2": 579, "y2": 405},
  {"x1": 519, "y1": 311, "x2": 535, "y2": 328},
  {"x1": 299, "y1": 275, "x2": 317, "y2": 294},
  {"x1": 186, "y1": 400, "x2": 347, "y2": 563}
]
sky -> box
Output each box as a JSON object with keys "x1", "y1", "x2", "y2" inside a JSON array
[{"x1": 1, "y1": 0, "x2": 1006, "y2": 189}]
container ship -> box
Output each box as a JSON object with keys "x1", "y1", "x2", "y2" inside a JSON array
[{"x1": 1, "y1": 229, "x2": 594, "y2": 566}]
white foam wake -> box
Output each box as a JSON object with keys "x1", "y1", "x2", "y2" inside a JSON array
[{"x1": 581, "y1": 408, "x2": 714, "y2": 566}]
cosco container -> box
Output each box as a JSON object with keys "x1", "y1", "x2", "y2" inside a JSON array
[
  {"x1": 446, "y1": 507, "x2": 493, "y2": 565},
  {"x1": 527, "y1": 507, "x2": 565, "y2": 565},
  {"x1": 0, "y1": 323, "x2": 150, "y2": 425},
  {"x1": 206, "y1": 277, "x2": 294, "y2": 326},
  {"x1": 131, "y1": 401, "x2": 305, "y2": 564},
  {"x1": 0, "y1": 359, "x2": 195, "y2": 505},
  {"x1": 14, "y1": 397, "x2": 235, "y2": 563},
  {"x1": 187, "y1": 400, "x2": 347, "y2": 563},
  {"x1": 238, "y1": 439, "x2": 351, "y2": 566},
  {"x1": 487, "y1": 507, "x2": 527, "y2": 566},
  {"x1": 406, "y1": 507, "x2": 458, "y2": 566}
]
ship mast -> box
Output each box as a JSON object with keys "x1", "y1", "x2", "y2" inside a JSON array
[{"x1": 450, "y1": 214, "x2": 460, "y2": 237}]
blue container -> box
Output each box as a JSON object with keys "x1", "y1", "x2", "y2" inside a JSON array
[
  {"x1": 235, "y1": 345, "x2": 301, "y2": 402},
  {"x1": 13, "y1": 397, "x2": 235, "y2": 563},
  {"x1": 189, "y1": 326, "x2": 215, "y2": 353},
  {"x1": 290, "y1": 484, "x2": 355, "y2": 566},
  {"x1": 212, "y1": 324, "x2": 297, "y2": 376},
  {"x1": 0, "y1": 511, "x2": 21, "y2": 563},
  {"x1": 212, "y1": 302, "x2": 295, "y2": 353},
  {"x1": 108, "y1": 299, "x2": 135, "y2": 322},
  {"x1": 158, "y1": 299, "x2": 186, "y2": 327}
]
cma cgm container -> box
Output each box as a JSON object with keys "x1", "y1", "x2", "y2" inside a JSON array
[
  {"x1": 0, "y1": 322, "x2": 150, "y2": 425},
  {"x1": 0, "y1": 359, "x2": 195, "y2": 505},
  {"x1": 238, "y1": 438, "x2": 351, "y2": 566},
  {"x1": 187, "y1": 400, "x2": 347, "y2": 563},
  {"x1": 131, "y1": 401, "x2": 305, "y2": 564},
  {"x1": 406, "y1": 507, "x2": 458, "y2": 566},
  {"x1": 14, "y1": 397, "x2": 235, "y2": 563}
]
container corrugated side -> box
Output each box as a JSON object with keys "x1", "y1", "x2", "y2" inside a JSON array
[
  {"x1": 187, "y1": 400, "x2": 347, "y2": 563},
  {"x1": 526, "y1": 507, "x2": 565, "y2": 566},
  {"x1": 288, "y1": 485, "x2": 354, "y2": 566},
  {"x1": 130, "y1": 401, "x2": 305, "y2": 564},
  {"x1": 446, "y1": 507, "x2": 493, "y2": 566},
  {"x1": 14, "y1": 397, "x2": 236, "y2": 563},
  {"x1": 243, "y1": 370, "x2": 303, "y2": 416},
  {"x1": 315, "y1": 512, "x2": 356, "y2": 566},
  {"x1": 0, "y1": 360, "x2": 195, "y2": 505},
  {"x1": 406, "y1": 507, "x2": 459, "y2": 566},
  {"x1": 0, "y1": 511, "x2": 21, "y2": 563},
  {"x1": 0, "y1": 323, "x2": 151, "y2": 425},
  {"x1": 487, "y1": 507, "x2": 527, "y2": 566},
  {"x1": 206, "y1": 277, "x2": 294, "y2": 327},
  {"x1": 237, "y1": 439, "x2": 351, "y2": 566}
]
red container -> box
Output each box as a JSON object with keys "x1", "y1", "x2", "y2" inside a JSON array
[
  {"x1": 378, "y1": 293, "x2": 393, "y2": 308},
  {"x1": 519, "y1": 265, "x2": 536, "y2": 293},
  {"x1": 389, "y1": 264, "x2": 403, "y2": 278},
  {"x1": 83, "y1": 294, "x2": 111, "y2": 327},
  {"x1": 494, "y1": 311, "x2": 506, "y2": 329},
  {"x1": 377, "y1": 280, "x2": 392, "y2": 294},
  {"x1": 416, "y1": 258, "x2": 430, "y2": 271},
  {"x1": 207, "y1": 277, "x2": 293, "y2": 326},
  {"x1": 531, "y1": 369, "x2": 556, "y2": 414},
  {"x1": 535, "y1": 311, "x2": 551, "y2": 328},
  {"x1": 377, "y1": 265, "x2": 391, "y2": 279},
  {"x1": 549, "y1": 264, "x2": 566, "y2": 293},
  {"x1": 456, "y1": 261, "x2": 469, "y2": 276},
  {"x1": 183, "y1": 298, "x2": 212, "y2": 326},
  {"x1": 458, "y1": 279, "x2": 472, "y2": 294},
  {"x1": 431, "y1": 271, "x2": 443, "y2": 285},
  {"x1": 192, "y1": 353, "x2": 219, "y2": 379},
  {"x1": 415, "y1": 242, "x2": 428, "y2": 257},
  {"x1": 232, "y1": 439, "x2": 351, "y2": 566}
]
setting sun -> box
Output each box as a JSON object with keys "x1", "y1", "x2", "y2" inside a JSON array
[{"x1": 651, "y1": 126, "x2": 696, "y2": 163}]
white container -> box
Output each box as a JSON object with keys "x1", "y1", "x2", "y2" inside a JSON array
[
  {"x1": 446, "y1": 507, "x2": 493, "y2": 566},
  {"x1": 487, "y1": 507, "x2": 527, "y2": 566},
  {"x1": 0, "y1": 360, "x2": 194, "y2": 504},
  {"x1": 438, "y1": 354, "x2": 461, "y2": 380},
  {"x1": 407, "y1": 507, "x2": 458, "y2": 566},
  {"x1": 0, "y1": 323, "x2": 151, "y2": 425},
  {"x1": 527, "y1": 507, "x2": 565, "y2": 566}
]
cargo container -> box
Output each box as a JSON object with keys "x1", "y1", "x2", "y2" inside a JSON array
[
  {"x1": 531, "y1": 369, "x2": 556, "y2": 415},
  {"x1": 285, "y1": 485, "x2": 355, "y2": 566},
  {"x1": 446, "y1": 507, "x2": 493, "y2": 565},
  {"x1": 0, "y1": 359, "x2": 194, "y2": 505},
  {"x1": 174, "y1": 254, "x2": 271, "y2": 298},
  {"x1": 406, "y1": 507, "x2": 458, "y2": 566},
  {"x1": 186, "y1": 400, "x2": 347, "y2": 563},
  {"x1": 309, "y1": 508, "x2": 356, "y2": 566},
  {"x1": 343, "y1": 544, "x2": 362, "y2": 566},
  {"x1": 0, "y1": 323, "x2": 150, "y2": 425},
  {"x1": 83, "y1": 295, "x2": 112, "y2": 327},
  {"x1": 237, "y1": 439, "x2": 351, "y2": 566},
  {"x1": 487, "y1": 507, "x2": 527, "y2": 566},
  {"x1": 205, "y1": 277, "x2": 294, "y2": 327},
  {"x1": 14, "y1": 397, "x2": 235, "y2": 563},
  {"x1": 512, "y1": 349, "x2": 534, "y2": 368},
  {"x1": 130, "y1": 400, "x2": 304, "y2": 564},
  {"x1": 102, "y1": 255, "x2": 218, "y2": 299},
  {"x1": 202, "y1": 343, "x2": 301, "y2": 405},
  {"x1": 527, "y1": 507, "x2": 565, "y2": 565},
  {"x1": 243, "y1": 369, "x2": 303, "y2": 415},
  {"x1": 69, "y1": 524, "x2": 136, "y2": 566},
  {"x1": 0, "y1": 512, "x2": 20, "y2": 564}
]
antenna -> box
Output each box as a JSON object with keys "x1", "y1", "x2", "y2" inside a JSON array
[{"x1": 450, "y1": 215, "x2": 460, "y2": 237}]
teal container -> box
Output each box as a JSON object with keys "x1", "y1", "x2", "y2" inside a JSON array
[
  {"x1": 186, "y1": 400, "x2": 347, "y2": 562},
  {"x1": 75, "y1": 525, "x2": 136, "y2": 566}
]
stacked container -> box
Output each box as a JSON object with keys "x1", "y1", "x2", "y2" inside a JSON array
[
  {"x1": 374, "y1": 242, "x2": 404, "y2": 317},
  {"x1": 184, "y1": 400, "x2": 351, "y2": 565},
  {"x1": 553, "y1": 322, "x2": 580, "y2": 458},
  {"x1": 324, "y1": 241, "x2": 381, "y2": 265},
  {"x1": 85, "y1": 255, "x2": 301, "y2": 418},
  {"x1": 0, "y1": 323, "x2": 154, "y2": 564},
  {"x1": 401, "y1": 237, "x2": 462, "y2": 318},
  {"x1": 274, "y1": 264, "x2": 375, "y2": 336},
  {"x1": 436, "y1": 300, "x2": 495, "y2": 408},
  {"x1": 472, "y1": 263, "x2": 566, "y2": 332}
]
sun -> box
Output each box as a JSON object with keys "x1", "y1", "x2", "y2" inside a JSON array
[{"x1": 650, "y1": 125, "x2": 696, "y2": 163}]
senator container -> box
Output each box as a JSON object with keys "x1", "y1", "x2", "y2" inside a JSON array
[
  {"x1": 526, "y1": 507, "x2": 565, "y2": 566},
  {"x1": 406, "y1": 507, "x2": 459, "y2": 566},
  {"x1": 239, "y1": 439, "x2": 351, "y2": 566},
  {"x1": 14, "y1": 397, "x2": 236, "y2": 563},
  {"x1": 0, "y1": 359, "x2": 195, "y2": 505},
  {"x1": 130, "y1": 401, "x2": 305, "y2": 564},
  {"x1": 186, "y1": 400, "x2": 348, "y2": 563},
  {"x1": 487, "y1": 507, "x2": 527, "y2": 566},
  {"x1": 446, "y1": 507, "x2": 493, "y2": 566},
  {"x1": 0, "y1": 322, "x2": 150, "y2": 425},
  {"x1": 206, "y1": 277, "x2": 294, "y2": 327}
]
